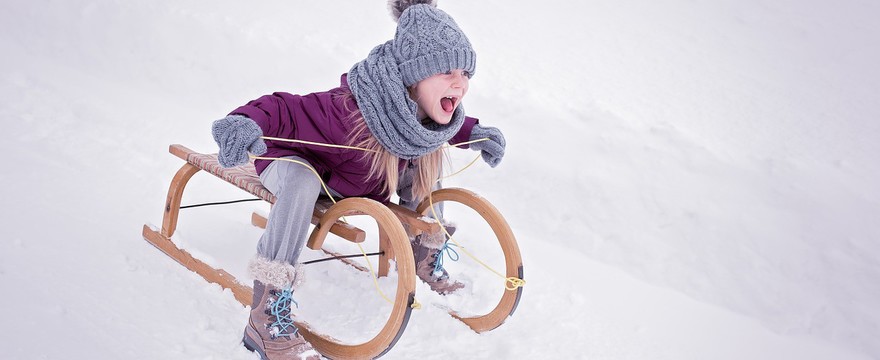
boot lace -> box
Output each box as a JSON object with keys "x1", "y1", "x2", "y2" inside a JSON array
[
  {"x1": 267, "y1": 287, "x2": 299, "y2": 339},
  {"x1": 432, "y1": 240, "x2": 460, "y2": 277}
]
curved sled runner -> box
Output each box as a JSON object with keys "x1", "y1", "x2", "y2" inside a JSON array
[{"x1": 142, "y1": 144, "x2": 523, "y2": 359}]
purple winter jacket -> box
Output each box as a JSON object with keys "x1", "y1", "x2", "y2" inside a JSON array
[{"x1": 229, "y1": 74, "x2": 478, "y2": 202}]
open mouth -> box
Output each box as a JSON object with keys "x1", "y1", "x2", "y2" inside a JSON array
[{"x1": 440, "y1": 96, "x2": 459, "y2": 113}]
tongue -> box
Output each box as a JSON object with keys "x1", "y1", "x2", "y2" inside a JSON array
[{"x1": 440, "y1": 98, "x2": 454, "y2": 112}]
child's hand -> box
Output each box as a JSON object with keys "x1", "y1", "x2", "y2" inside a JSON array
[
  {"x1": 469, "y1": 124, "x2": 506, "y2": 168},
  {"x1": 211, "y1": 115, "x2": 267, "y2": 168}
]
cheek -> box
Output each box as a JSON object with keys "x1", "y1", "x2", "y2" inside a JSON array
[{"x1": 419, "y1": 93, "x2": 434, "y2": 107}]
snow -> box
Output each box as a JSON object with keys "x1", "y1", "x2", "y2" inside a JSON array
[{"x1": 1, "y1": 0, "x2": 878, "y2": 359}]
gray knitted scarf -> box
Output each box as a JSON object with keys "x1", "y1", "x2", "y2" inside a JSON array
[{"x1": 348, "y1": 41, "x2": 465, "y2": 160}]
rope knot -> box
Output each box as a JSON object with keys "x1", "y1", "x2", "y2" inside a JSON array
[{"x1": 505, "y1": 277, "x2": 526, "y2": 291}]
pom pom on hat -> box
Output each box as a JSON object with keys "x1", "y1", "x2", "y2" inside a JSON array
[{"x1": 388, "y1": 0, "x2": 438, "y2": 22}]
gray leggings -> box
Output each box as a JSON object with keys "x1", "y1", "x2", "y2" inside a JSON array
[{"x1": 258, "y1": 157, "x2": 441, "y2": 265}]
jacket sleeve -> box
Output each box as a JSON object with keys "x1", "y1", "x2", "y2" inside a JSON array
[
  {"x1": 229, "y1": 91, "x2": 352, "y2": 155},
  {"x1": 449, "y1": 116, "x2": 479, "y2": 149}
]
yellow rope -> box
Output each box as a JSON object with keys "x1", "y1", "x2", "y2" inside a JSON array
[
  {"x1": 249, "y1": 154, "x2": 409, "y2": 307},
  {"x1": 446, "y1": 138, "x2": 490, "y2": 149},
  {"x1": 437, "y1": 138, "x2": 526, "y2": 290},
  {"x1": 249, "y1": 156, "x2": 338, "y2": 203},
  {"x1": 260, "y1": 136, "x2": 380, "y2": 153},
  {"x1": 249, "y1": 134, "x2": 522, "y2": 307},
  {"x1": 356, "y1": 243, "x2": 399, "y2": 305},
  {"x1": 440, "y1": 153, "x2": 481, "y2": 181},
  {"x1": 426, "y1": 188, "x2": 526, "y2": 291}
]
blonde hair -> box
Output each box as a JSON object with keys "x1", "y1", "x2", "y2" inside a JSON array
[{"x1": 339, "y1": 91, "x2": 444, "y2": 203}]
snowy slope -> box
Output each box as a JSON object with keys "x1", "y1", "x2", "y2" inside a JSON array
[{"x1": 1, "y1": 0, "x2": 878, "y2": 359}]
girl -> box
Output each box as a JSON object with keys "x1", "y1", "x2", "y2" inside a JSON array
[{"x1": 211, "y1": 1, "x2": 505, "y2": 358}]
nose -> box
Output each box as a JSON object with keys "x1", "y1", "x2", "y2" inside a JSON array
[{"x1": 451, "y1": 71, "x2": 468, "y2": 88}]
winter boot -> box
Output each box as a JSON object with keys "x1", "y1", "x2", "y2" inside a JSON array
[
  {"x1": 411, "y1": 224, "x2": 465, "y2": 295},
  {"x1": 242, "y1": 256, "x2": 320, "y2": 360}
]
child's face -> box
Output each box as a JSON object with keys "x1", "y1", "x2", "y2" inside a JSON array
[{"x1": 409, "y1": 69, "x2": 471, "y2": 125}]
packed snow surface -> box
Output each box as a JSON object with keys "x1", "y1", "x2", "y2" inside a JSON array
[{"x1": 1, "y1": 0, "x2": 878, "y2": 359}]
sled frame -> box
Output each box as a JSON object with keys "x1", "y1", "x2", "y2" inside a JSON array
[
  {"x1": 142, "y1": 144, "x2": 440, "y2": 359},
  {"x1": 142, "y1": 144, "x2": 524, "y2": 358}
]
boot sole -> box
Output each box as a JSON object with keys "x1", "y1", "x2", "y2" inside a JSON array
[{"x1": 242, "y1": 330, "x2": 268, "y2": 360}]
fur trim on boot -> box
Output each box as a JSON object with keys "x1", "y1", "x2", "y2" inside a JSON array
[
  {"x1": 412, "y1": 222, "x2": 457, "y2": 249},
  {"x1": 248, "y1": 256, "x2": 305, "y2": 289}
]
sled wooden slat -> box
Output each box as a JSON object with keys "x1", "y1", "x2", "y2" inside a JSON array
[
  {"x1": 167, "y1": 144, "x2": 365, "y2": 242},
  {"x1": 386, "y1": 203, "x2": 442, "y2": 234},
  {"x1": 143, "y1": 224, "x2": 254, "y2": 305}
]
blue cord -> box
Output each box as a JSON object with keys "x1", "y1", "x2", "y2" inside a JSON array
[
  {"x1": 433, "y1": 240, "x2": 460, "y2": 276},
  {"x1": 268, "y1": 287, "x2": 299, "y2": 338}
]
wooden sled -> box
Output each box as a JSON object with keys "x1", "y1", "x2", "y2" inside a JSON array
[{"x1": 142, "y1": 144, "x2": 523, "y2": 359}]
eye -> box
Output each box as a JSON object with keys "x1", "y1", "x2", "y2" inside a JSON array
[{"x1": 445, "y1": 70, "x2": 472, "y2": 79}]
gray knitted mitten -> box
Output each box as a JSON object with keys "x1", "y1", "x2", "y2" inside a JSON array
[
  {"x1": 469, "y1": 123, "x2": 506, "y2": 168},
  {"x1": 211, "y1": 115, "x2": 267, "y2": 168}
]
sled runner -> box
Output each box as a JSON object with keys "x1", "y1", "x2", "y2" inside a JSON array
[{"x1": 142, "y1": 144, "x2": 523, "y2": 359}]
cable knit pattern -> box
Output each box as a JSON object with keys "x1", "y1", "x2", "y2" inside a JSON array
[
  {"x1": 211, "y1": 115, "x2": 267, "y2": 168},
  {"x1": 348, "y1": 42, "x2": 465, "y2": 160},
  {"x1": 391, "y1": 4, "x2": 476, "y2": 86},
  {"x1": 347, "y1": 3, "x2": 475, "y2": 160},
  {"x1": 469, "y1": 123, "x2": 506, "y2": 167}
]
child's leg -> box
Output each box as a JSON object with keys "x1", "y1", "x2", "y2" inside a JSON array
[
  {"x1": 397, "y1": 163, "x2": 444, "y2": 217},
  {"x1": 397, "y1": 163, "x2": 464, "y2": 294},
  {"x1": 243, "y1": 156, "x2": 322, "y2": 359},
  {"x1": 257, "y1": 156, "x2": 323, "y2": 265}
]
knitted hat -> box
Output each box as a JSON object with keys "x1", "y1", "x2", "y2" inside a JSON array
[
  {"x1": 347, "y1": 0, "x2": 476, "y2": 160},
  {"x1": 390, "y1": 1, "x2": 476, "y2": 86}
]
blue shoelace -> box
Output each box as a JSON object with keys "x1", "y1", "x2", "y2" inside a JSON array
[
  {"x1": 432, "y1": 240, "x2": 460, "y2": 277},
  {"x1": 268, "y1": 287, "x2": 299, "y2": 338}
]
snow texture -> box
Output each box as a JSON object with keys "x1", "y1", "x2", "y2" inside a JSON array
[{"x1": 1, "y1": 0, "x2": 878, "y2": 359}]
